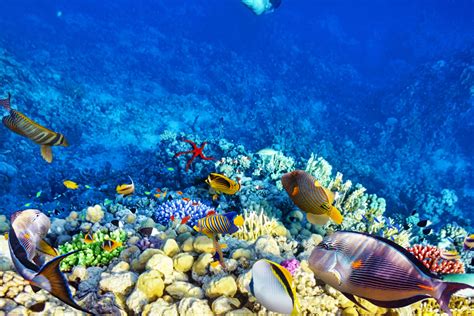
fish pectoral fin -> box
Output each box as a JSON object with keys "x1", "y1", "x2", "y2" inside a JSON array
[
  {"x1": 306, "y1": 213, "x2": 330, "y2": 226},
  {"x1": 291, "y1": 185, "x2": 299, "y2": 197},
  {"x1": 341, "y1": 292, "x2": 369, "y2": 311},
  {"x1": 37, "y1": 239, "x2": 59, "y2": 257},
  {"x1": 40, "y1": 145, "x2": 53, "y2": 163},
  {"x1": 18, "y1": 232, "x2": 36, "y2": 261},
  {"x1": 33, "y1": 250, "x2": 90, "y2": 314},
  {"x1": 328, "y1": 268, "x2": 342, "y2": 286},
  {"x1": 30, "y1": 284, "x2": 42, "y2": 293}
]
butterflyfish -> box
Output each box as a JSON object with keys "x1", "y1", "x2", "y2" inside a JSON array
[
  {"x1": 63, "y1": 180, "x2": 79, "y2": 190},
  {"x1": 205, "y1": 173, "x2": 240, "y2": 195},
  {"x1": 1, "y1": 93, "x2": 68, "y2": 163},
  {"x1": 8, "y1": 211, "x2": 90, "y2": 313},
  {"x1": 308, "y1": 231, "x2": 473, "y2": 316},
  {"x1": 102, "y1": 239, "x2": 123, "y2": 252},
  {"x1": 116, "y1": 176, "x2": 135, "y2": 196},
  {"x1": 281, "y1": 170, "x2": 343, "y2": 225},
  {"x1": 248, "y1": 259, "x2": 300, "y2": 315},
  {"x1": 440, "y1": 249, "x2": 460, "y2": 260}
]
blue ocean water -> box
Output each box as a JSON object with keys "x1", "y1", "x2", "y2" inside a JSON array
[{"x1": 0, "y1": 0, "x2": 472, "y2": 231}]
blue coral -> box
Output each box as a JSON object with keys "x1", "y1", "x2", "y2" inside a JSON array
[{"x1": 153, "y1": 199, "x2": 213, "y2": 227}]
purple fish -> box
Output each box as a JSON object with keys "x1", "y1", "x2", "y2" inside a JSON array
[{"x1": 308, "y1": 231, "x2": 473, "y2": 315}]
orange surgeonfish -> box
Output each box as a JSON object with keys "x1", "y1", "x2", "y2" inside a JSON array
[
  {"x1": 1, "y1": 93, "x2": 68, "y2": 163},
  {"x1": 281, "y1": 170, "x2": 343, "y2": 225},
  {"x1": 8, "y1": 210, "x2": 90, "y2": 314}
]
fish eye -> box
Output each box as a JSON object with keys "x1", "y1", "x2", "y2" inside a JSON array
[{"x1": 319, "y1": 242, "x2": 329, "y2": 250}]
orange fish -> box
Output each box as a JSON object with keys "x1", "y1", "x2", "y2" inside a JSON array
[
  {"x1": 183, "y1": 197, "x2": 190, "y2": 202},
  {"x1": 154, "y1": 193, "x2": 161, "y2": 198},
  {"x1": 177, "y1": 191, "x2": 183, "y2": 195},
  {"x1": 102, "y1": 239, "x2": 122, "y2": 252},
  {"x1": 84, "y1": 231, "x2": 94, "y2": 244}
]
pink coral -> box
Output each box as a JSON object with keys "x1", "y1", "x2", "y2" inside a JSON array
[
  {"x1": 407, "y1": 244, "x2": 464, "y2": 274},
  {"x1": 280, "y1": 258, "x2": 300, "y2": 276}
]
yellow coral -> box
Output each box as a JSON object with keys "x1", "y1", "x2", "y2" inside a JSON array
[{"x1": 232, "y1": 209, "x2": 287, "y2": 241}]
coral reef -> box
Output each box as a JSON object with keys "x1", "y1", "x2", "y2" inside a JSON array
[
  {"x1": 59, "y1": 230, "x2": 127, "y2": 271},
  {"x1": 152, "y1": 199, "x2": 214, "y2": 227},
  {"x1": 407, "y1": 244, "x2": 465, "y2": 274}
]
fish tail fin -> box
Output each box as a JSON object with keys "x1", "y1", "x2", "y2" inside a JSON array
[
  {"x1": 0, "y1": 93, "x2": 11, "y2": 111},
  {"x1": 329, "y1": 206, "x2": 343, "y2": 225},
  {"x1": 437, "y1": 282, "x2": 473, "y2": 316},
  {"x1": 32, "y1": 251, "x2": 91, "y2": 314}
]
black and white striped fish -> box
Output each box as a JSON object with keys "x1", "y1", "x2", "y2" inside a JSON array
[{"x1": 1, "y1": 93, "x2": 68, "y2": 163}]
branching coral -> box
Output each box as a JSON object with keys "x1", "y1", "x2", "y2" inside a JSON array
[
  {"x1": 152, "y1": 199, "x2": 213, "y2": 227},
  {"x1": 59, "y1": 230, "x2": 127, "y2": 271},
  {"x1": 231, "y1": 209, "x2": 287, "y2": 242},
  {"x1": 407, "y1": 244, "x2": 465, "y2": 274},
  {"x1": 305, "y1": 153, "x2": 333, "y2": 187}
]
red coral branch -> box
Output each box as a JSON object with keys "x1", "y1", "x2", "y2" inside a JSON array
[{"x1": 407, "y1": 244, "x2": 464, "y2": 274}]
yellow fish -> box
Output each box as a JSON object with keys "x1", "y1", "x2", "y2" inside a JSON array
[
  {"x1": 63, "y1": 180, "x2": 79, "y2": 190},
  {"x1": 440, "y1": 249, "x2": 460, "y2": 260},
  {"x1": 205, "y1": 173, "x2": 240, "y2": 195},
  {"x1": 102, "y1": 239, "x2": 122, "y2": 252},
  {"x1": 116, "y1": 176, "x2": 135, "y2": 196}
]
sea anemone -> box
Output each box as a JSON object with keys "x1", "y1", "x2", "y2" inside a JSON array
[{"x1": 152, "y1": 199, "x2": 213, "y2": 227}]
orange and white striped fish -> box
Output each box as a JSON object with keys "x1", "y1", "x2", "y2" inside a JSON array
[
  {"x1": 116, "y1": 176, "x2": 135, "y2": 196},
  {"x1": 1, "y1": 93, "x2": 68, "y2": 163},
  {"x1": 281, "y1": 170, "x2": 343, "y2": 225}
]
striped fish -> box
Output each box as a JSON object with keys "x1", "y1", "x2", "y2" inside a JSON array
[
  {"x1": 248, "y1": 259, "x2": 300, "y2": 315},
  {"x1": 102, "y1": 239, "x2": 122, "y2": 252},
  {"x1": 308, "y1": 231, "x2": 474, "y2": 316},
  {"x1": 281, "y1": 170, "x2": 343, "y2": 225},
  {"x1": 464, "y1": 234, "x2": 474, "y2": 251},
  {"x1": 205, "y1": 173, "x2": 240, "y2": 195},
  {"x1": 193, "y1": 212, "x2": 244, "y2": 238},
  {"x1": 1, "y1": 94, "x2": 68, "y2": 163}
]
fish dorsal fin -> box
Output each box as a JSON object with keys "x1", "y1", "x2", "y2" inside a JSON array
[
  {"x1": 10, "y1": 210, "x2": 23, "y2": 223},
  {"x1": 40, "y1": 145, "x2": 53, "y2": 163},
  {"x1": 343, "y1": 231, "x2": 441, "y2": 279},
  {"x1": 223, "y1": 211, "x2": 237, "y2": 222},
  {"x1": 33, "y1": 251, "x2": 91, "y2": 314}
]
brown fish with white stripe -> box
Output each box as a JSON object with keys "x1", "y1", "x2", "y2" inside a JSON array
[
  {"x1": 1, "y1": 93, "x2": 68, "y2": 163},
  {"x1": 308, "y1": 231, "x2": 473, "y2": 316}
]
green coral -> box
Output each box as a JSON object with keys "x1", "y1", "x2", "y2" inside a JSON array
[{"x1": 59, "y1": 229, "x2": 127, "y2": 271}]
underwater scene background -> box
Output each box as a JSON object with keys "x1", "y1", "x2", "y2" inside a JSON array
[{"x1": 0, "y1": 0, "x2": 473, "y2": 315}]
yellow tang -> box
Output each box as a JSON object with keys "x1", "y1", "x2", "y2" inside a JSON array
[
  {"x1": 63, "y1": 180, "x2": 79, "y2": 190},
  {"x1": 205, "y1": 173, "x2": 240, "y2": 195}
]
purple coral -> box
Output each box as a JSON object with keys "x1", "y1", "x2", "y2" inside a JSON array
[
  {"x1": 153, "y1": 199, "x2": 213, "y2": 227},
  {"x1": 280, "y1": 258, "x2": 300, "y2": 276},
  {"x1": 136, "y1": 236, "x2": 164, "y2": 251}
]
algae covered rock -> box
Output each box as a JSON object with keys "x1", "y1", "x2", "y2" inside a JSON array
[
  {"x1": 192, "y1": 253, "x2": 214, "y2": 276},
  {"x1": 162, "y1": 239, "x2": 180, "y2": 257},
  {"x1": 136, "y1": 270, "x2": 165, "y2": 300},
  {"x1": 126, "y1": 289, "x2": 148, "y2": 314},
  {"x1": 178, "y1": 297, "x2": 213, "y2": 316},
  {"x1": 145, "y1": 254, "x2": 173, "y2": 276},
  {"x1": 143, "y1": 299, "x2": 178, "y2": 316},
  {"x1": 193, "y1": 236, "x2": 214, "y2": 253},
  {"x1": 173, "y1": 253, "x2": 194, "y2": 272},
  {"x1": 212, "y1": 296, "x2": 240, "y2": 314},
  {"x1": 166, "y1": 281, "x2": 204, "y2": 299},
  {"x1": 181, "y1": 237, "x2": 195, "y2": 252},
  {"x1": 131, "y1": 248, "x2": 164, "y2": 271},
  {"x1": 99, "y1": 271, "x2": 137, "y2": 296},
  {"x1": 204, "y1": 275, "x2": 238, "y2": 298},
  {"x1": 254, "y1": 235, "x2": 281, "y2": 258}
]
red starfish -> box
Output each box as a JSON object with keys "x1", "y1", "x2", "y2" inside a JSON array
[{"x1": 174, "y1": 139, "x2": 215, "y2": 172}]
